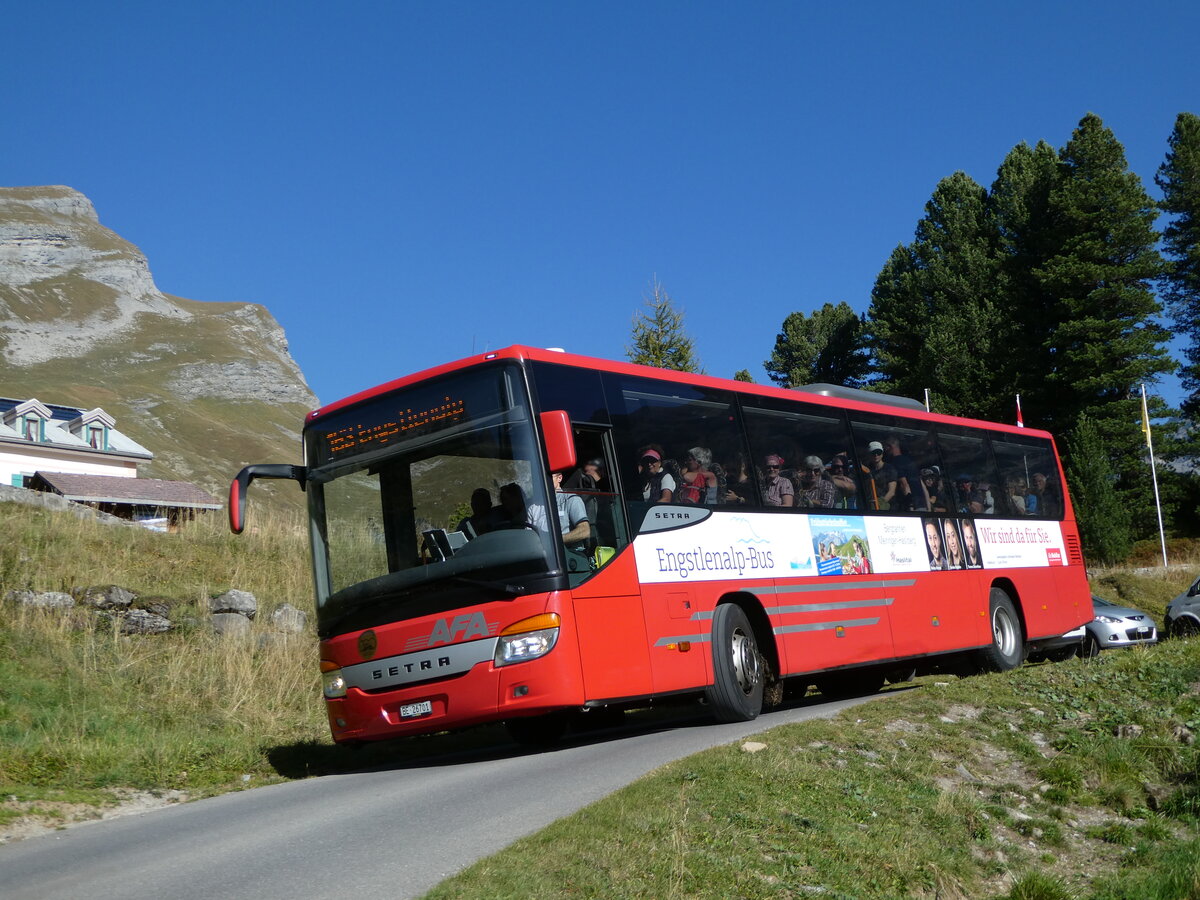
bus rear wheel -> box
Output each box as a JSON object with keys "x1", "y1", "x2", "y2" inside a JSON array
[
  {"x1": 976, "y1": 588, "x2": 1025, "y2": 672},
  {"x1": 705, "y1": 603, "x2": 764, "y2": 722}
]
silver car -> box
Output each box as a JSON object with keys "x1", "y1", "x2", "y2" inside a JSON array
[
  {"x1": 1165, "y1": 576, "x2": 1200, "y2": 638},
  {"x1": 1084, "y1": 595, "x2": 1157, "y2": 655}
]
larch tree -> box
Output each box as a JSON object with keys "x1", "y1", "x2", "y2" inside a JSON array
[
  {"x1": 1156, "y1": 111, "x2": 1200, "y2": 416},
  {"x1": 625, "y1": 278, "x2": 702, "y2": 373},
  {"x1": 764, "y1": 302, "x2": 870, "y2": 388}
]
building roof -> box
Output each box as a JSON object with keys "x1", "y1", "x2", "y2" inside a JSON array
[
  {"x1": 0, "y1": 396, "x2": 153, "y2": 458},
  {"x1": 31, "y1": 472, "x2": 222, "y2": 510}
]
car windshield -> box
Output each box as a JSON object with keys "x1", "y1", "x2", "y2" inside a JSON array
[{"x1": 303, "y1": 363, "x2": 560, "y2": 629}]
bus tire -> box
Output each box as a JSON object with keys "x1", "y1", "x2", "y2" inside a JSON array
[
  {"x1": 976, "y1": 588, "x2": 1025, "y2": 672},
  {"x1": 705, "y1": 603, "x2": 764, "y2": 723}
]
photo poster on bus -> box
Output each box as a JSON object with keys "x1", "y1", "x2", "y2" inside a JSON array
[{"x1": 633, "y1": 507, "x2": 1067, "y2": 584}]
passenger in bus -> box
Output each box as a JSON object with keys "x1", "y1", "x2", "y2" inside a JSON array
[
  {"x1": 1005, "y1": 476, "x2": 1028, "y2": 514},
  {"x1": 795, "y1": 455, "x2": 836, "y2": 508},
  {"x1": 883, "y1": 435, "x2": 919, "y2": 511},
  {"x1": 924, "y1": 519, "x2": 948, "y2": 570},
  {"x1": 827, "y1": 455, "x2": 858, "y2": 508},
  {"x1": 944, "y1": 520, "x2": 967, "y2": 569},
  {"x1": 762, "y1": 454, "x2": 794, "y2": 507},
  {"x1": 921, "y1": 466, "x2": 947, "y2": 512},
  {"x1": 564, "y1": 458, "x2": 608, "y2": 494},
  {"x1": 864, "y1": 441, "x2": 897, "y2": 510},
  {"x1": 961, "y1": 518, "x2": 983, "y2": 568},
  {"x1": 638, "y1": 447, "x2": 675, "y2": 502},
  {"x1": 679, "y1": 447, "x2": 719, "y2": 504},
  {"x1": 498, "y1": 482, "x2": 529, "y2": 527},
  {"x1": 525, "y1": 471, "x2": 592, "y2": 551},
  {"x1": 586, "y1": 458, "x2": 609, "y2": 490},
  {"x1": 721, "y1": 452, "x2": 756, "y2": 506},
  {"x1": 1030, "y1": 472, "x2": 1060, "y2": 518},
  {"x1": 955, "y1": 475, "x2": 994, "y2": 515},
  {"x1": 457, "y1": 487, "x2": 504, "y2": 539}
]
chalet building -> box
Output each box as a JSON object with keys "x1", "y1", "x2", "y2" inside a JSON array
[
  {"x1": 0, "y1": 397, "x2": 152, "y2": 484},
  {"x1": 0, "y1": 396, "x2": 220, "y2": 530}
]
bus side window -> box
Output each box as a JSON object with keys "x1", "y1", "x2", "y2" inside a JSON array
[
  {"x1": 990, "y1": 432, "x2": 1058, "y2": 518},
  {"x1": 937, "y1": 431, "x2": 1001, "y2": 516},
  {"x1": 742, "y1": 399, "x2": 859, "y2": 511}
]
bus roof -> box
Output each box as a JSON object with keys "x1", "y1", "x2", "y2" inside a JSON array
[{"x1": 306, "y1": 345, "x2": 1051, "y2": 439}]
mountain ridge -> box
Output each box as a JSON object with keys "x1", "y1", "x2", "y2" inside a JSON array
[{"x1": 0, "y1": 185, "x2": 316, "y2": 507}]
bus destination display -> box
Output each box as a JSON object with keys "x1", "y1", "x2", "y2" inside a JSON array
[{"x1": 320, "y1": 396, "x2": 466, "y2": 460}]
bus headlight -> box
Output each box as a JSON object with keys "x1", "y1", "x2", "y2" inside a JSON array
[
  {"x1": 321, "y1": 660, "x2": 347, "y2": 698},
  {"x1": 495, "y1": 613, "x2": 560, "y2": 667}
]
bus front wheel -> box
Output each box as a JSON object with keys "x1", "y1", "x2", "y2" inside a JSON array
[
  {"x1": 705, "y1": 603, "x2": 764, "y2": 722},
  {"x1": 976, "y1": 588, "x2": 1025, "y2": 672}
]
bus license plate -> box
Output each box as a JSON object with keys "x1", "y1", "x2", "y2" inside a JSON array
[{"x1": 400, "y1": 700, "x2": 433, "y2": 719}]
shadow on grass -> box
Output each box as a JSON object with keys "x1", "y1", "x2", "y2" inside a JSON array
[{"x1": 265, "y1": 682, "x2": 917, "y2": 780}]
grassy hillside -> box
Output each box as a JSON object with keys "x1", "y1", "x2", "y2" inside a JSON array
[{"x1": 1, "y1": 500, "x2": 1198, "y2": 899}]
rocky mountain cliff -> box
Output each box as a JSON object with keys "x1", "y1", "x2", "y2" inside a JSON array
[{"x1": 0, "y1": 185, "x2": 317, "y2": 507}]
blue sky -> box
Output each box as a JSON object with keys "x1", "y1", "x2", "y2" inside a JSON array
[{"x1": 6, "y1": 2, "x2": 1200, "y2": 412}]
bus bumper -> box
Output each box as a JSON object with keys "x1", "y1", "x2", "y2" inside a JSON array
[{"x1": 324, "y1": 640, "x2": 585, "y2": 743}]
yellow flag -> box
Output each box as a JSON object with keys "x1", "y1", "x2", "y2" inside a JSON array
[{"x1": 1141, "y1": 386, "x2": 1152, "y2": 447}]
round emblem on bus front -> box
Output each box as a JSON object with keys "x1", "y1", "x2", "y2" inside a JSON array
[{"x1": 358, "y1": 630, "x2": 378, "y2": 660}]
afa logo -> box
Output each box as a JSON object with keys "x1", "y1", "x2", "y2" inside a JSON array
[{"x1": 406, "y1": 612, "x2": 499, "y2": 651}]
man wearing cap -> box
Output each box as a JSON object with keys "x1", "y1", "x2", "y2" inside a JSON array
[
  {"x1": 828, "y1": 454, "x2": 858, "y2": 508},
  {"x1": 921, "y1": 466, "x2": 947, "y2": 512},
  {"x1": 864, "y1": 441, "x2": 897, "y2": 511},
  {"x1": 955, "y1": 474, "x2": 995, "y2": 515},
  {"x1": 762, "y1": 454, "x2": 794, "y2": 507}
]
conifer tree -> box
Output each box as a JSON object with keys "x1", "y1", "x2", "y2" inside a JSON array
[
  {"x1": 765, "y1": 302, "x2": 870, "y2": 388},
  {"x1": 1064, "y1": 413, "x2": 1133, "y2": 564},
  {"x1": 733, "y1": 369, "x2": 755, "y2": 382},
  {"x1": 867, "y1": 172, "x2": 1002, "y2": 416},
  {"x1": 1037, "y1": 114, "x2": 1172, "y2": 470},
  {"x1": 1156, "y1": 112, "x2": 1200, "y2": 416},
  {"x1": 987, "y1": 140, "x2": 1060, "y2": 420},
  {"x1": 626, "y1": 278, "x2": 702, "y2": 373}
]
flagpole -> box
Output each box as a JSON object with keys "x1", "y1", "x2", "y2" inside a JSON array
[{"x1": 1142, "y1": 384, "x2": 1168, "y2": 568}]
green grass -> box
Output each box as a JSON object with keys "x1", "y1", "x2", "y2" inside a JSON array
[
  {"x1": 3, "y1": 498, "x2": 1199, "y2": 899},
  {"x1": 424, "y1": 643, "x2": 1200, "y2": 899}
]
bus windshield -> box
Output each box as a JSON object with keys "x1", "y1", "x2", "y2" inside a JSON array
[{"x1": 303, "y1": 363, "x2": 559, "y2": 628}]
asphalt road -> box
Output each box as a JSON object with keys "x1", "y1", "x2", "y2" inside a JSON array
[{"x1": 0, "y1": 693, "x2": 893, "y2": 900}]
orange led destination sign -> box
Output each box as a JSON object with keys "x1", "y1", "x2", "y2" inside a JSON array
[{"x1": 324, "y1": 396, "x2": 466, "y2": 458}]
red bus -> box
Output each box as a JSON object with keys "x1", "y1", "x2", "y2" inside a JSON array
[{"x1": 230, "y1": 346, "x2": 1092, "y2": 745}]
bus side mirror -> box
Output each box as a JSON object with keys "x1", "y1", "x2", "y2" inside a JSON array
[
  {"x1": 540, "y1": 410, "x2": 576, "y2": 475},
  {"x1": 229, "y1": 464, "x2": 307, "y2": 534}
]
